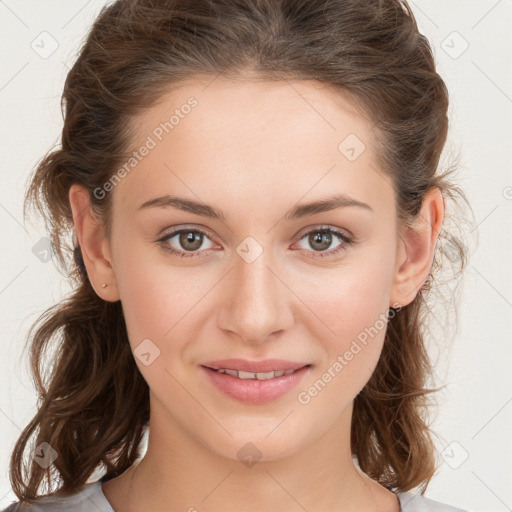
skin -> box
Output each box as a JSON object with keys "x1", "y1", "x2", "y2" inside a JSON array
[{"x1": 69, "y1": 77, "x2": 444, "y2": 512}]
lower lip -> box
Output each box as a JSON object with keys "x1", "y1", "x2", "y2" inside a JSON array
[{"x1": 200, "y1": 365, "x2": 311, "y2": 405}]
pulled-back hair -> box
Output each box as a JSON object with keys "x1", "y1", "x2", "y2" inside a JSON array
[{"x1": 9, "y1": 0, "x2": 472, "y2": 503}]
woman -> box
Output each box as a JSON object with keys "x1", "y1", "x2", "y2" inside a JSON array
[{"x1": 3, "y1": 0, "x2": 472, "y2": 510}]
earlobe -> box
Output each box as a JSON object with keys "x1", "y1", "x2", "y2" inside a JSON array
[
  {"x1": 389, "y1": 187, "x2": 444, "y2": 308},
  {"x1": 68, "y1": 184, "x2": 120, "y2": 302}
]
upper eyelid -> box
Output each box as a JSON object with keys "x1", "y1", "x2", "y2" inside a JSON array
[
  {"x1": 157, "y1": 224, "x2": 214, "y2": 240},
  {"x1": 295, "y1": 224, "x2": 352, "y2": 240}
]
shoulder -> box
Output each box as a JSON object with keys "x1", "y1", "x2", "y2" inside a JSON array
[
  {"x1": 398, "y1": 491, "x2": 472, "y2": 512},
  {"x1": 0, "y1": 481, "x2": 113, "y2": 512}
]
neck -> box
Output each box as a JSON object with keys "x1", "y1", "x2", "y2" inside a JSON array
[{"x1": 116, "y1": 395, "x2": 398, "y2": 512}]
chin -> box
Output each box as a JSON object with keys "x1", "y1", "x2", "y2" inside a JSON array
[{"x1": 206, "y1": 428, "x2": 305, "y2": 465}]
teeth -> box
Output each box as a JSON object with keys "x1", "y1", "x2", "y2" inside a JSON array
[{"x1": 213, "y1": 368, "x2": 298, "y2": 379}]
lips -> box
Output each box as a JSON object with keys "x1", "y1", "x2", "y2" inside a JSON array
[
  {"x1": 212, "y1": 368, "x2": 297, "y2": 380},
  {"x1": 200, "y1": 363, "x2": 311, "y2": 404},
  {"x1": 201, "y1": 358, "x2": 310, "y2": 374}
]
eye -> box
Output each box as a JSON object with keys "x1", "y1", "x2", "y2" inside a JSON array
[
  {"x1": 156, "y1": 225, "x2": 355, "y2": 260},
  {"x1": 294, "y1": 226, "x2": 354, "y2": 258},
  {"x1": 157, "y1": 227, "x2": 216, "y2": 258}
]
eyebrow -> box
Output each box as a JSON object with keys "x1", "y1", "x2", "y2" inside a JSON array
[{"x1": 137, "y1": 193, "x2": 373, "y2": 220}]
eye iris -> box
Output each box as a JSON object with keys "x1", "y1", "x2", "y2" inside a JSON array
[
  {"x1": 309, "y1": 231, "x2": 332, "y2": 251},
  {"x1": 179, "y1": 231, "x2": 203, "y2": 251}
]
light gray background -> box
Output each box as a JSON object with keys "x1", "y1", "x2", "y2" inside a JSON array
[{"x1": 1, "y1": 1, "x2": 511, "y2": 511}]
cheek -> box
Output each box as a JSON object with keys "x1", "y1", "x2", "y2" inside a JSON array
[
  {"x1": 292, "y1": 251, "x2": 394, "y2": 389},
  {"x1": 114, "y1": 254, "x2": 209, "y2": 394},
  {"x1": 294, "y1": 275, "x2": 391, "y2": 419},
  {"x1": 295, "y1": 254, "x2": 393, "y2": 341},
  {"x1": 113, "y1": 242, "x2": 202, "y2": 351}
]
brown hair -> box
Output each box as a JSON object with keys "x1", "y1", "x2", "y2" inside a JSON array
[{"x1": 9, "y1": 0, "x2": 472, "y2": 503}]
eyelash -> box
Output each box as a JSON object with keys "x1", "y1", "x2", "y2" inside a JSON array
[{"x1": 156, "y1": 225, "x2": 354, "y2": 260}]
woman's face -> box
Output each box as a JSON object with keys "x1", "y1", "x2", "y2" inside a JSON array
[{"x1": 105, "y1": 78, "x2": 405, "y2": 461}]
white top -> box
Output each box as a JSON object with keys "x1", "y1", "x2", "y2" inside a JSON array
[{"x1": 1, "y1": 479, "x2": 471, "y2": 512}]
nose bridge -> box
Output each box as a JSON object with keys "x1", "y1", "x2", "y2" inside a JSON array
[{"x1": 219, "y1": 241, "x2": 293, "y2": 343}]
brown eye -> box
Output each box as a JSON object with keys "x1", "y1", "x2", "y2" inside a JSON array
[
  {"x1": 178, "y1": 231, "x2": 204, "y2": 251},
  {"x1": 157, "y1": 227, "x2": 215, "y2": 258},
  {"x1": 295, "y1": 226, "x2": 354, "y2": 259},
  {"x1": 308, "y1": 230, "x2": 334, "y2": 252}
]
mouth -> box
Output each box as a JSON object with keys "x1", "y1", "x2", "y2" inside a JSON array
[
  {"x1": 199, "y1": 360, "x2": 312, "y2": 404},
  {"x1": 201, "y1": 366, "x2": 310, "y2": 380},
  {"x1": 201, "y1": 358, "x2": 311, "y2": 374}
]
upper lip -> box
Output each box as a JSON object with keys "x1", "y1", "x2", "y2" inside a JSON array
[{"x1": 201, "y1": 359, "x2": 310, "y2": 373}]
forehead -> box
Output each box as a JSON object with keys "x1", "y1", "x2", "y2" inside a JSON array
[
  {"x1": 130, "y1": 77, "x2": 373, "y2": 151},
  {"x1": 113, "y1": 77, "x2": 393, "y2": 218}
]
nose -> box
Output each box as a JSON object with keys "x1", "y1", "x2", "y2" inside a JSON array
[{"x1": 216, "y1": 247, "x2": 294, "y2": 346}]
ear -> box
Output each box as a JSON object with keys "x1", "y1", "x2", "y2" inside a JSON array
[
  {"x1": 389, "y1": 186, "x2": 444, "y2": 308},
  {"x1": 68, "y1": 184, "x2": 120, "y2": 302}
]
